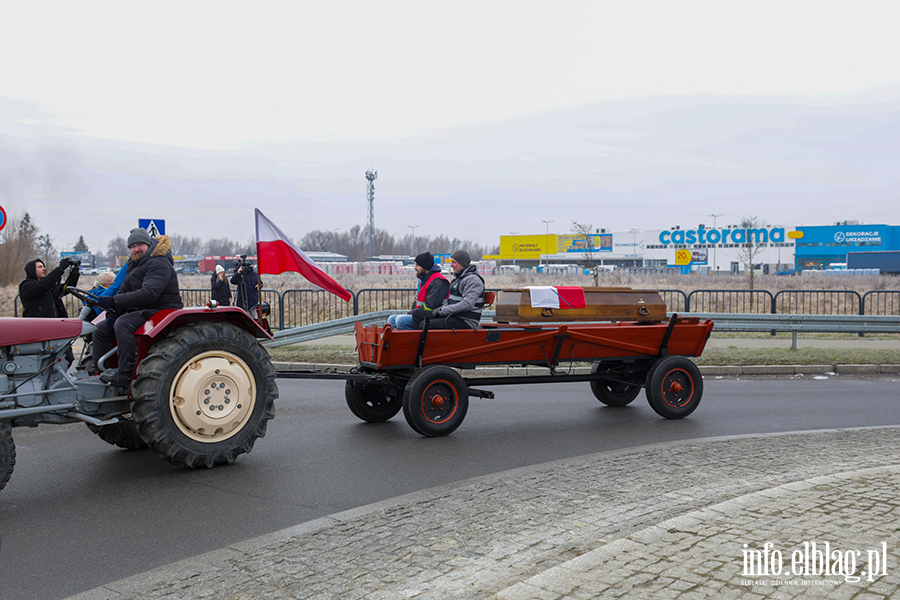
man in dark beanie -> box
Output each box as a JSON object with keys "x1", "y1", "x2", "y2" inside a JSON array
[
  {"x1": 92, "y1": 228, "x2": 183, "y2": 388},
  {"x1": 424, "y1": 249, "x2": 485, "y2": 330},
  {"x1": 387, "y1": 251, "x2": 449, "y2": 330}
]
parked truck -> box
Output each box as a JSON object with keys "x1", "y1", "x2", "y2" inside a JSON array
[{"x1": 846, "y1": 251, "x2": 900, "y2": 274}]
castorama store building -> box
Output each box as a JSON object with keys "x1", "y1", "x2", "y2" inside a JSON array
[{"x1": 495, "y1": 222, "x2": 899, "y2": 273}]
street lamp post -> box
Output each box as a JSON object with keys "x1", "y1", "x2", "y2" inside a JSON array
[
  {"x1": 510, "y1": 231, "x2": 518, "y2": 265},
  {"x1": 629, "y1": 228, "x2": 640, "y2": 268},
  {"x1": 408, "y1": 225, "x2": 418, "y2": 254},
  {"x1": 542, "y1": 220, "x2": 553, "y2": 270},
  {"x1": 708, "y1": 213, "x2": 723, "y2": 272},
  {"x1": 332, "y1": 229, "x2": 339, "y2": 259}
]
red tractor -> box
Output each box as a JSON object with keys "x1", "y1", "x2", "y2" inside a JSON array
[{"x1": 0, "y1": 289, "x2": 278, "y2": 492}]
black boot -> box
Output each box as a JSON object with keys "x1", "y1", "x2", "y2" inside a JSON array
[{"x1": 100, "y1": 371, "x2": 131, "y2": 388}]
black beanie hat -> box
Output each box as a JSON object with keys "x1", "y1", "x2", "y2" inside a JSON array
[{"x1": 415, "y1": 252, "x2": 435, "y2": 270}]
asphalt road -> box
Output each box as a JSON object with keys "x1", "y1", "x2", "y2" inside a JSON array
[{"x1": 1, "y1": 376, "x2": 899, "y2": 600}]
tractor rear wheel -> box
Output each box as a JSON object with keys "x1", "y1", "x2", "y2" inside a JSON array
[
  {"x1": 0, "y1": 425, "x2": 15, "y2": 492},
  {"x1": 131, "y1": 322, "x2": 278, "y2": 469}
]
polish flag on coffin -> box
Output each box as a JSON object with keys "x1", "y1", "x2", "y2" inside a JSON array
[
  {"x1": 526, "y1": 286, "x2": 587, "y2": 309},
  {"x1": 255, "y1": 209, "x2": 352, "y2": 302}
]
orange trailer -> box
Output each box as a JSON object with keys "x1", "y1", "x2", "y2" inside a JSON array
[{"x1": 280, "y1": 288, "x2": 714, "y2": 437}]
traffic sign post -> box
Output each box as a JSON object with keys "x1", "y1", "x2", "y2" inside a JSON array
[{"x1": 139, "y1": 219, "x2": 165, "y2": 237}]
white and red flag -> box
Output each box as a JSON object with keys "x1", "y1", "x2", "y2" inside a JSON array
[
  {"x1": 526, "y1": 286, "x2": 587, "y2": 309},
  {"x1": 255, "y1": 209, "x2": 352, "y2": 302}
]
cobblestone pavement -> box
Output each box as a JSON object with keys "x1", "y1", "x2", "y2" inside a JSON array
[{"x1": 68, "y1": 426, "x2": 900, "y2": 600}]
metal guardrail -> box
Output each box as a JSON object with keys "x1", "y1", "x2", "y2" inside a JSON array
[
  {"x1": 679, "y1": 312, "x2": 900, "y2": 349},
  {"x1": 262, "y1": 310, "x2": 899, "y2": 352},
  {"x1": 263, "y1": 310, "x2": 397, "y2": 347},
  {"x1": 14, "y1": 288, "x2": 900, "y2": 324}
]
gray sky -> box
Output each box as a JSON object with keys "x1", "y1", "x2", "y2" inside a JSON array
[{"x1": 2, "y1": 1, "x2": 899, "y2": 252}]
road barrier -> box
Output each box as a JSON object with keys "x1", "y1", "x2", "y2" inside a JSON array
[{"x1": 14, "y1": 287, "x2": 900, "y2": 327}]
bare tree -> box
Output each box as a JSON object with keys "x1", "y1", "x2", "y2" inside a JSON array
[
  {"x1": 571, "y1": 220, "x2": 599, "y2": 286},
  {"x1": 36, "y1": 234, "x2": 55, "y2": 263},
  {"x1": 107, "y1": 235, "x2": 128, "y2": 267},
  {"x1": 169, "y1": 233, "x2": 204, "y2": 256},
  {"x1": 736, "y1": 216, "x2": 765, "y2": 289},
  {"x1": 203, "y1": 237, "x2": 240, "y2": 256},
  {"x1": 0, "y1": 213, "x2": 39, "y2": 285}
]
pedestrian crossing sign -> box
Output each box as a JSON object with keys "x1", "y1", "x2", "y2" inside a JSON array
[{"x1": 138, "y1": 219, "x2": 166, "y2": 237}]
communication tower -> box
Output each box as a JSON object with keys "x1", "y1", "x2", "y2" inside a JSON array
[{"x1": 365, "y1": 170, "x2": 377, "y2": 258}]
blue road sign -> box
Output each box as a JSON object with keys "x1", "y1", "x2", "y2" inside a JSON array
[{"x1": 139, "y1": 219, "x2": 166, "y2": 237}]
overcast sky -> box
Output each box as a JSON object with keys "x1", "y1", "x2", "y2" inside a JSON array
[{"x1": 2, "y1": 1, "x2": 899, "y2": 252}]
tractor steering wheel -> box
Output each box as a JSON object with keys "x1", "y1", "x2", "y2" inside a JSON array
[{"x1": 66, "y1": 287, "x2": 118, "y2": 317}]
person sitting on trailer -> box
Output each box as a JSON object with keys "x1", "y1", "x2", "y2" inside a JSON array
[
  {"x1": 421, "y1": 250, "x2": 485, "y2": 330},
  {"x1": 388, "y1": 252, "x2": 449, "y2": 330}
]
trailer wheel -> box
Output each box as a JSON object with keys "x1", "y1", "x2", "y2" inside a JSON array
[
  {"x1": 646, "y1": 356, "x2": 703, "y2": 419},
  {"x1": 590, "y1": 363, "x2": 641, "y2": 407},
  {"x1": 131, "y1": 322, "x2": 278, "y2": 469},
  {"x1": 345, "y1": 380, "x2": 401, "y2": 423},
  {"x1": 0, "y1": 425, "x2": 15, "y2": 492},
  {"x1": 87, "y1": 417, "x2": 148, "y2": 450},
  {"x1": 402, "y1": 366, "x2": 468, "y2": 437}
]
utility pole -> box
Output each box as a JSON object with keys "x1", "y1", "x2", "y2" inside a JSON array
[
  {"x1": 408, "y1": 225, "x2": 418, "y2": 254},
  {"x1": 542, "y1": 220, "x2": 553, "y2": 270},
  {"x1": 510, "y1": 231, "x2": 518, "y2": 265},
  {"x1": 366, "y1": 170, "x2": 377, "y2": 259},
  {"x1": 708, "y1": 213, "x2": 722, "y2": 272},
  {"x1": 629, "y1": 228, "x2": 640, "y2": 267}
]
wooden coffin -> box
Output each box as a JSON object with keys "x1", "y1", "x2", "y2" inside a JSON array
[{"x1": 493, "y1": 287, "x2": 667, "y2": 324}]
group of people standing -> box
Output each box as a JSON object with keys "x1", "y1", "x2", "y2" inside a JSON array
[
  {"x1": 387, "y1": 249, "x2": 485, "y2": 331},
  {"x1": 210, "y1": 262, "x2": 258, "y2": 311}
]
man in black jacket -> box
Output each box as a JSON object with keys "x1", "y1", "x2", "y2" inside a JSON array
[
  {"x1": 92, "y1": 228, "x2": 183, "y2": 387},
  {"x1": 19, "y1": 257, "x2": 81, "y2": 364},
  {"x1": 19, "y1": 257, "x2": 80, "y2": 318}
]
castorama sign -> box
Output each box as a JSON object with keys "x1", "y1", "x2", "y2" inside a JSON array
[{"x1": 658, "y1": 226, "x2": 786, "y2": 245}]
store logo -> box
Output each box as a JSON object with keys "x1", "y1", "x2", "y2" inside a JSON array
[
  {"x1": 658, "y1": 227, "x2": 785, "y2": 246},
  {"x1": 834, "y1": 232, "x2": 846, "y2": 242}
]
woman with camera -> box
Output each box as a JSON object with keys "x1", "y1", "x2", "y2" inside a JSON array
[{"x1": 211, "y1": 264, "x2": 232, "y2": 306}]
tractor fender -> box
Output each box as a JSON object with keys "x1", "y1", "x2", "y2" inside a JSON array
[{"x1": 134, "y1": 307, "x2": 273, "y2": 370}]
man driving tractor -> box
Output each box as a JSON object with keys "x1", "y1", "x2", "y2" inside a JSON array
[{"x1": 92, "y1": 228, "x2": 183, "y2": 387}]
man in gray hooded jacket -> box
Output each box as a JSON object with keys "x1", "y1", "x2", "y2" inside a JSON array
[{"x1": 424, "y1": 250, "x2": 485, "y2": 330}]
